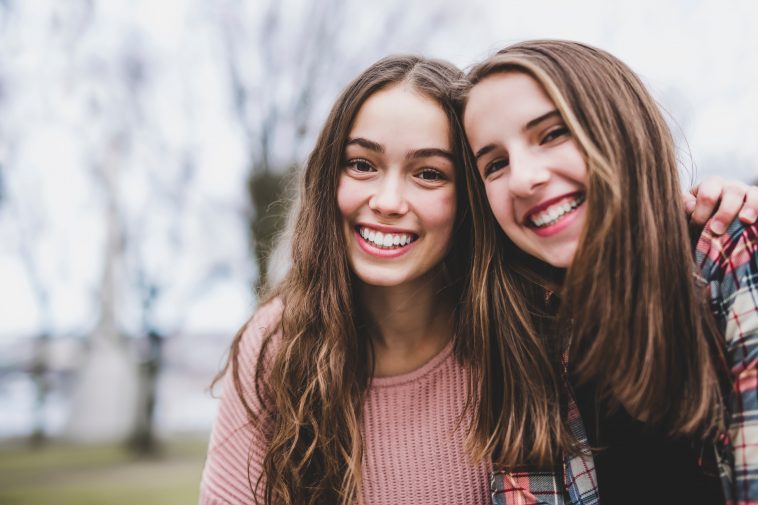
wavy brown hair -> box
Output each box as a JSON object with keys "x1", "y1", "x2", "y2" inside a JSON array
[
  {"x1": 458, "y1": 40, "x2": 728, "y2": 469},
  {"x1": 221, "y1": 55, "x2": 476, "y2": 504}
]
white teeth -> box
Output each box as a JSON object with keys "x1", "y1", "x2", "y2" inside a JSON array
[
  {"x1": 528, "y1": 194, "x2": 585, "y2": 228},
  {"x1": 357, "y1": 227, "x2": 416, "y2": 249}
]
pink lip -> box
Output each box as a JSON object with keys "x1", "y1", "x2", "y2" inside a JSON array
[
  {"x1": 525, "y1": 194, "x2": 585, "y2": 238},
  {"x1": 356, "y1": 222, "x2": 417, "y2": 235},
  {"x1": 530, "y1": 204, "x2": 584, "y2": 237},
  {"x1": 353, "y1": 229, "x2": 417, "y2": 258}
]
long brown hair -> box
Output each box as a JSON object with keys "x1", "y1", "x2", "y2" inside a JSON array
[
  {"x1": 223, "y1": 55, "x2": 475, "y2": 504},
  {"x1": 459, "y1": 40, "x2": 727, "y2": 469}
]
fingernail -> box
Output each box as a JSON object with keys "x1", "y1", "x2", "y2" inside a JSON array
[
  {"x1": 740, "y1": 208, "x2": 757, "y2": 223},
  {"x1": 710, "y1": 220, "x2": 726, "y2": 234}
]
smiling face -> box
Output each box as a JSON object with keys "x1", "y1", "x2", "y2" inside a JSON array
[
  {"x1": 337, "y1": 84, "x2": 457, "y2": 288},
  {"x1": 464, "y1": 71, "x2": 588, "y2": 268}
]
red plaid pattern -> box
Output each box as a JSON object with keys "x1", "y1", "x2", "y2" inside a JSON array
[{"x1": 696, "y1": 220, "x2": 758, "y2": 505}]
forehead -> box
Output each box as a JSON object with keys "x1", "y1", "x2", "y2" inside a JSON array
[
  {"x1": 464, "y1": 72, "x2": 555, "y2": 135},
  {"x1": 349, "y1": 84, "x2": 452, "y2": 150},
  {"x1": 466, "y1": 72, "x2": 554, "y2": 115}
]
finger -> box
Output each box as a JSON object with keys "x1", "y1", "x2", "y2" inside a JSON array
[
  {"x1": 708, "y1": 184, "x2": 747, "y2": 234},
  {"x1": 689, "y1": 180, "x2": 724, "y2": 226},
  {"x1": 690, "y1": 175, "x2": 724, "y2": 199},
  {"x1": 739, "y1": 186, "x2": 758, "y2": 224},
  {"x1": 683, "y1": 192, "x2": 697, "y2": 215}
]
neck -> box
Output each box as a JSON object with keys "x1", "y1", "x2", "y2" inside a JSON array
[
  {"x1": 359, "y1": 270, "x2": 454, "y2": 378},
  {"x1": 513, "y1": 245, "x2": 567, "y2": 293}
]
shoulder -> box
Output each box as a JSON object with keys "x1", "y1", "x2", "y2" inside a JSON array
[
  {"x1": 250, "y1": 297, "x2": 285, "y2": 332},
  {"x1": 216, "y1": 296, "x2": 284, "y2": 414},
  {"x1": 236, "y1": 297, "x2": 284, "y2": 365},
  {"x1": 246, "y1": 297, "x2": 284, "y2": 343},
  {"x1": 200, "y1": 298, "x2": 284, "y2": 503},
  {"x1": 228, "y1": 298, "x2": 285, "y2": 411}
]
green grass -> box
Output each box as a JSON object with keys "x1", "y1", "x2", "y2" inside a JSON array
[{"x1": 0, "y1": 436, "x2": 208, "y2": 505}]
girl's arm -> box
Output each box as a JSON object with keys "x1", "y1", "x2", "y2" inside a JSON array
[{"x1": 696, "y1": 221, "x2": 758, "y2": 504}]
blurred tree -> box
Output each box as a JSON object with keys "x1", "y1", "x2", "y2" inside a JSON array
[
  {"x1": 0, "y1": 2, "x2": 55, "y2": 446},
  {"x1": 66, "y1": 132, "x2": 140, "y2": 446},
  {"x1": 129, "y1": 284, "x2": 163, "y2": 453},
  {"x1": 0, "y1": 0, "x2": 459, "y2": 448},
  {"x1": 16, "y1": 200, "x2": 55, "y2": 446},
  {"x1": 62, "y1": 7, "x2": 211, "y2": 453},
  {"x1": 66, "y1": 33, "x2": 204, "y2": 454},
  {"x1": 0, "y1": 0, "x2": 250, "y2": 450},
  {"x1": 0, "y1": 111, "x2": 56, "y2": 447}
]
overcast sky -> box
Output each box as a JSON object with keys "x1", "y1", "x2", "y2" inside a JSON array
[{"x1": 0, "y1": 0, "x2": 756, "y2": 341}]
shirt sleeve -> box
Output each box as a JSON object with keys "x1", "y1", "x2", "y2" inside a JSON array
[
  {"x1": 696, "y1": 220, "x2": 758, "y2": 504},
  {"x1": 199, "y1": 300, "x2": 283, "y2": 505}
]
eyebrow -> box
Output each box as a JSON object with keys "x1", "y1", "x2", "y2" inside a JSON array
[
  {"x1": 474, "y1": 110, "x2": 562, "y2": 161},
  {"x1": 526, "y1": 110, "x2": 561, "y2": 130},
  {"x1": 346, "y1": 137, "x2": 384, "y2": 153},
  {"x1": 346, "y1": 138, "x2": 453, "y2": 161},
  {"x1": 406, "y1": 148, "x2": 454, "y2": 161},
  {"x1": 474, "y1": 144, "x2": 495, "y2": 161}
]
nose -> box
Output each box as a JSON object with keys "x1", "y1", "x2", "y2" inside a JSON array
[
  {"x1": 369, "y1": 172, "x2": 409, "y2": 216},
  {"x1": 507, "y1": 150, "x2": 551, "y2": 197}
]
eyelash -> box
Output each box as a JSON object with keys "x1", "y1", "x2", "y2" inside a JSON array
[
  {"x1": 541, "y1": 125, "x2": 569, "y2": 144},
  {"x1": 344, "y1": 158, "x2": 375, "y2": 173},
  {"x1": 484, "y1": 159, "x2": 508, "y2": 177},
  {"x1": 482, "y1": 125, "x2": 570, "y2": 177},
  {"x1": 345, "y1": 158, "x2": 447, "y2": 183},
  {"x1": 417, "y1": 168, "x2": 446, "y2": 182}
]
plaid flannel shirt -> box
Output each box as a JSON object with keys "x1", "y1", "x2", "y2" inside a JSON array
[{"x1": 491, "y1": 220, "x2": 758, "y2": 505}]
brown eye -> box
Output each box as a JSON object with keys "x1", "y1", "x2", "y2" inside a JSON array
[
  {"x1": 541, "y1": 126, "x2": 569, "y2": 144},
  {"x1": 345, "y1": 159, "x2": 375, "y2": 172},
  {"x1": 417, "y1": 168, "x2": 445, "y2": 181},
  {"x1": 483, "y1": 158, "x2": 508, "y2": 177}
]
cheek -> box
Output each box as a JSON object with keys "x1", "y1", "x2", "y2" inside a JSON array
[
  {"x1": 484, "y1": 182, "x2": 514, "y2": 228},
  {"x1": 336, "y1": 175, "x2": 362, "y2": 219},
  {"x1": 563, "y1": 142, "x2": 589, "y2": 183},
  {"x1": 420, "y1": 189, "x2": 457, "y2": 237}
]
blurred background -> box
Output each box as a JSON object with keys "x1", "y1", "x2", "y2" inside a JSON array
[{"x1": 0, "y1": 0, "x2": 756, "y2": 503}]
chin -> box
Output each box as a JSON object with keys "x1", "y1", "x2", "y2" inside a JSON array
[
  {"x1": 544, "y1": 247, "x2": 578, "y2": 269},
  {"x1": 351, "y1": 267, "x2": 407, "y2": 288}
]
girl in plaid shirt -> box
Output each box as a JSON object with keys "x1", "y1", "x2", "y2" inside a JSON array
[{"x1": 459, "y1": 40, "x2": 758, "y2": 504}]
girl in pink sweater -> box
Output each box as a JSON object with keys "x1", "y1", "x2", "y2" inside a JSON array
[
  {"x1": 200, "y1": 52, "x2": 754, "y2": 505},
  {"x1": 200, "y1": 55, "x2": 493, "y2": 505}
]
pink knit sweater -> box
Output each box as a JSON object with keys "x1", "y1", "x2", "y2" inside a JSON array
[{"x1": 199, "y1": 300, "x2": 492, "y2": 504}]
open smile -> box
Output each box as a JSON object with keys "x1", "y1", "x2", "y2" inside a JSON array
[
  {"x1": 356, "y1": 225, "x2": 419, "y2": 250},
  {"x1": 524, "y1": 192, "x2": 586, "y2": 229}
]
